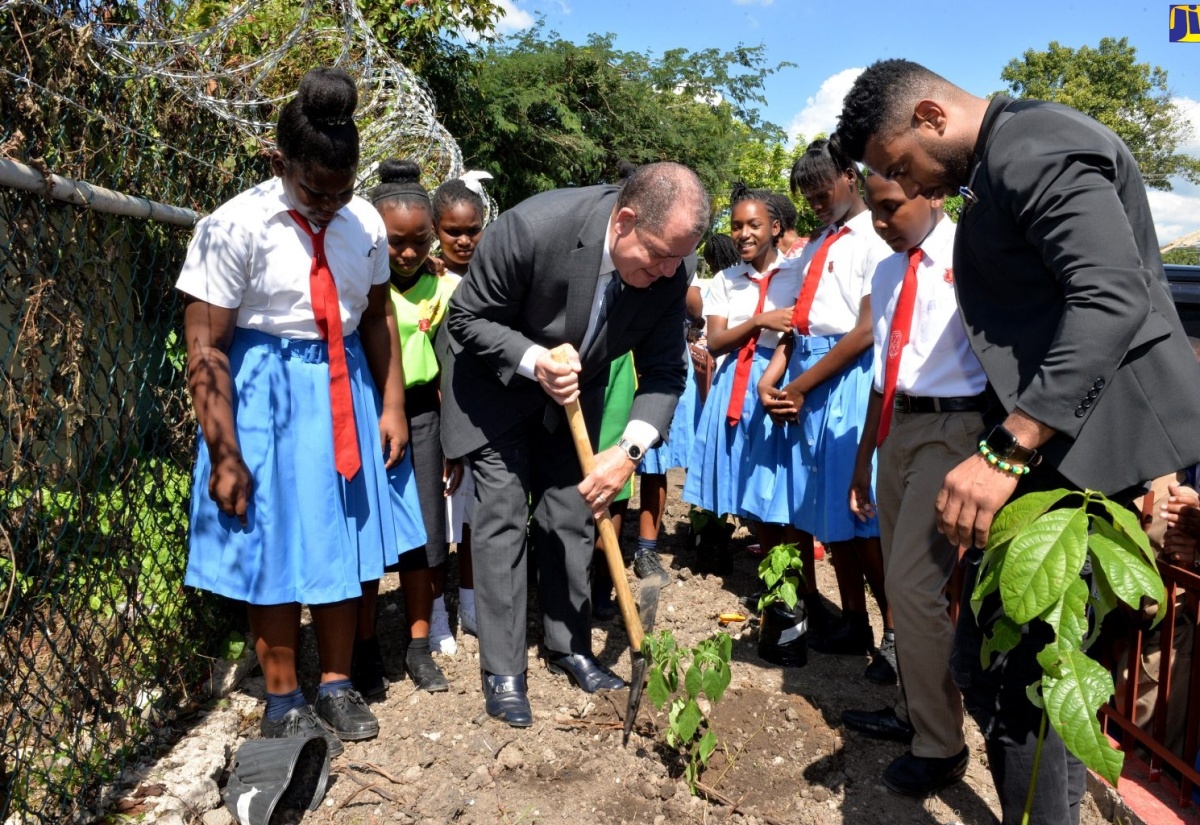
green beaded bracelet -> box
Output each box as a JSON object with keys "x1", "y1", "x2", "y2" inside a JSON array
[{"x1": 978, "y1": 441, "x2": 1031, "y2": 476}]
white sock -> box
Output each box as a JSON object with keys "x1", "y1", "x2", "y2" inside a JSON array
[
  {"x1": 459, "y1": 588, "x2": 475, "y2": 615},
  {"x1": 430, "y1": 595, "x2": 456, "y2": 655}
]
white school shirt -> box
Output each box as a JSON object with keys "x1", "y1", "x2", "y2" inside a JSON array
[
  {"x1": 869, "y1": 217, "x2": 987, "y2": 397},
  {"x1": 176, "y1": 177, "x2": 389, "y2": 339},
  {"x1": 704, "y1": 253, "x2": 804, "y2": 350},
  {"x1": 795, "y1": 209, "x2": 891, "y2": 337}
]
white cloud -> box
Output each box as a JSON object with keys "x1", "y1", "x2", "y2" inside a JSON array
[
  {"x1": 1149, "y1": 179, "x2": 1200, "y2": 246},
  {"x1": 493, "y1": 0, "x2": 535, "y2": 34},
  {"x1": 786, "y1": 67, "x2": 863, "y2": 145},
  {"x1": 1175, "y1": 95, "x2": 1200, "y2": 155}
]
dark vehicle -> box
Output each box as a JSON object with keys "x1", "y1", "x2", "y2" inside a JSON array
[{"x1": 1167, "y1": 263, "x2": 1200, "y2": 338}]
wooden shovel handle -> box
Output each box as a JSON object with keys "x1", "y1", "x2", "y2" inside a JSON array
[{"x1": 550, "y1": 346, "x2": 646, "y2": 650}]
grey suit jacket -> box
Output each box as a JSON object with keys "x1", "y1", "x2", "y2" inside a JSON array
[
  {"x1": 955, "y1": 96, "x2": 1200, "y2": 494},
  {"x1": 437, "y1": 185, "x2": 689, "y2": 460}
]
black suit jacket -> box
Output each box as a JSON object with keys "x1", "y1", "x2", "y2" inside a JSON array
[
  {"x1": 437, "y1": 185, "x2": 689, "y2": 459},
  {"x1": 955, "y1": 96, "x2": 1200, "y2": 494}
]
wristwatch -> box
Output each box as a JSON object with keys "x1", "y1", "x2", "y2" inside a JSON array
[
  {"x1": 983, "y1": 425, "x2": 1040, "y2": 466},
  {"x1": 617, "y1": 437, "x2": 644, "y2": 463}
]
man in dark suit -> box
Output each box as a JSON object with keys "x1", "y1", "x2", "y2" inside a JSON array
[
  {"x1": 834, "y1": 60, "x2": 1200, "y2": 821},
  {"x1": 437, "y1": 162, "x2": 710, "y2": 727}
]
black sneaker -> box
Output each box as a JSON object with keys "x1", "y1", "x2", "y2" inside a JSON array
[
  {"x1": 865, "y1": 634, "x2": 898, "y2": 685},
  {"x1": 405, "y1": 642, "x2": 449, "y2": 692},
  {"x1": 260, "y1": 704, "x2": 344, "y2": 758},
  {"x1": 315, "y1": 687, "x2": 379, "y2": 741},
  {"x1": 351, "y1": 637, "x2": 388, "y2": 700},
  {"x1": 633, "y1": 551, "x2": 669, "y2": 585}
]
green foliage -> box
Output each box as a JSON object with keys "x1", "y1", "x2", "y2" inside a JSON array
[
  {"x1": 1001, "y1": 37, "x2": 1200, "y2": 190},
  {"x1": 975, "y1": 489, "x2": 1165, "y2": 787},
  {"x1": 1163, "y1": 247, "x2": 1200, "y2": 266},
  {"x1": 453, "y1": 26, "x2": 790, "y2": 207},
  {"x1": 756, "y1": 542, "x2": 805, "y2": 612},
  {"x1": 643, "y1": 630, "x2": 733, "y2": 791}
]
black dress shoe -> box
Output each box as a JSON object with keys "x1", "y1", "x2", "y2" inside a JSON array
[
  {"x1": 883, "y1": 746, "x2": 969, "y2": 798},
  {"x1": 482, "y1": 672, "x2": 533, "y2": 727},
  {"x1": 547, "y1": 652, "x2": 626, "y2": 692},
  {"x1": 405, "y1": 641, "x2": 449, "y2": 692},
  {"x1": 315, "y1": 687, "x2": 379, "y2": 741},
  {"x1": 841, "y1": 707, "x2": 915, "y2": 742},
  {"x1": 260, "y1": 705, "x2": 344, "y2": 758}
]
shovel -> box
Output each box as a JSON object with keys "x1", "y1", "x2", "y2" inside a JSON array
[{"x1": 551, "y1": 347, "x2": 658, "y2": 745}]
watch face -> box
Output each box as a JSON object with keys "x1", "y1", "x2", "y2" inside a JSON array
[
  {"x1": 986, "y1": 426, "x2": 1020, "y2": 458},
  {"x1": 628, "y1": 445, "x2": 643, "y2": 460}
]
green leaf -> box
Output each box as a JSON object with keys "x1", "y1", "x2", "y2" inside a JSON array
[
  {"x1": 684, "y1": 664, "x2": 702, "y2": 700},
  {"x1": 999, "y1": 507, "x2": 1089, "y2": 624},
  {"x1": 981, "y1": 615, "x2": 1023, "y2": 669},
  {"x1": 778, "y1": 579, "x2": 799, "y2": 611},
  {"x1": 1026, "y1": 679, "x2": 1045, "y2": 709},
  {"x1": 647, "y1": 665, "x2": 671, "y2": 710},
  {"x1": 1042, "y1": 578, "x2": 1090, "y2": 657},
  {"x1": 971, "y1": 541, "x2": 1010, "y2": 618},
  {"x1": 1099, "y1": 497, "x2": 1157, "y2": 571},
  {"x1": 1037, "y1": 647, "x2": 1124, "y2": 786},
  {"x1": 702, "y1": 661, "x2": 732, "y2": 704},
  {"x1": 1088, "y1": 529, "x2": 1166, "y2": 618},
  {"x1": 988, "y1": 489, "x2": 1076, "y2": 550},
  {"x1": 218, "y1": 631, "x2": 246, "y2": 662},
  {"x1": 698, "y1": 728, "x2": 718, "y2": 765},
  {"x1": 674, "y1": 699, "x2": 703, "y2": 742}
]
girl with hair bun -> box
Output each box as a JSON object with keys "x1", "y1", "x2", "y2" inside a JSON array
[
  {"x1": 176, "y1": 67, "x2": 426, "y2": 755},
  {"x1": 682, "y1": 184, "x2": 804, "y2": 568},
  {"x1": 354, "y1": 158, "x2": 464, "y2": 695}
]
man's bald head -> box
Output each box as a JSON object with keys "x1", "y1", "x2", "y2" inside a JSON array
[{"x1": 616, "y1": 162, "x2": 711, "y2": 238}]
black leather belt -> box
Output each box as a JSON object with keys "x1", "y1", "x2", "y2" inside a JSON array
[{"x1": 894, "y1": 393, "x2": 988, "y2": 414}]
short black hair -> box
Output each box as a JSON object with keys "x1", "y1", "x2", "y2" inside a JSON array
[
  {"x1": 276, "y1": 67, "x2": 360, "y2": 174},
  {"x1": 702, "y1": 233, "x2": 739, "y2": 274},
  {"x1": 835, "y1": 59, "x2": 952, "y2": 162},
  {"x1": 369, "y1": 159, "x2": 431, "y2": 212},
  {"x1": 616, "y1": 162, "x2": 711, "y2": 237},
  {"x1": 790, "y1": 138, "x2": 860, "y2": 196},
  {"x1": 729, "y1": 181, "x2": 783, "y2": 241},
  {"x1": 431, "y1": 179, "x2": 484, "y2": 226},
  {"x1": 768, "y1": 193, "x2": 798, "y2": 232}
]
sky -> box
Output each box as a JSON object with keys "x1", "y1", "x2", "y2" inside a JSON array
[{"x1": 484, "y1": 0, "x2": 1200, "y2": 245}]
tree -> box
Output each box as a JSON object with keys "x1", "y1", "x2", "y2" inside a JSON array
[
  {"x1": 1000, "y1": 37, "x2": 1200, "y2": 190},
  {"x1": 1163, "y1": 247, "x2": 1200, "y2": 266},
  {"x1": 447, "y1": 27, "x2": 790, "y2": 208}
]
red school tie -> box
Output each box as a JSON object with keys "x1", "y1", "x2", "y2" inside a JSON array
[
  {"x1": 725, "y1": 268, "x2": 778, "y2": 426},
  {"x1": 877, "y1": 247, "x2": 924, "y2": 444},
  {"x1": 790, "y1": 225, "x2": 851, "y2": 335},
  {"x1": 288, "y1": 210, "x2": 362, "y2": 481}
]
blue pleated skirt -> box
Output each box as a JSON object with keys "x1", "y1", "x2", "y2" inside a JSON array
[
  {"x1": 681, "y1": 346, "x2": 774, "y2": 519},
  {"x1": 185, "y1": 328, "x2": 427, "y2": 606},
  {"x1": 639, "y1": 368, "x2": 702, "y2": 475},
  {"x1": 781, "y1": 334, "x2": 878, "y2": 543}
]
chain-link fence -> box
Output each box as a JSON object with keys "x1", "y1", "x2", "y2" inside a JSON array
[{"x1": 0, "y1": 6, "x2": 265, "y2": 821}]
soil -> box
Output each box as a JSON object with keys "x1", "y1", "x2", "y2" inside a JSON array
[{"x1": 227, "y1": 469, "x2": 1107, "y2": 825}]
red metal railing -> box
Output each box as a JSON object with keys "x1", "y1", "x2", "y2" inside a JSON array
[{"x1": 1099, "y1": 561, "x2": 1200, "y2": 808}]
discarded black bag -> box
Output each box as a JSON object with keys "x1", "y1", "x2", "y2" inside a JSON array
[{"x1": 223, "y1": 735, "x2": 331, "y2": 825}]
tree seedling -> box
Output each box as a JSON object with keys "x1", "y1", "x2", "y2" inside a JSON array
[{"x1": 642, "y1": 630, "x2": 733, "y2": 791}]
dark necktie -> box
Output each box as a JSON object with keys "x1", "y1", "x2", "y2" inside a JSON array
[{"x1": 588, "y1": 271, "x2": 622, "y2": 351}]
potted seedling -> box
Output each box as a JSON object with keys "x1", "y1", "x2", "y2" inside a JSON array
[{"x1": 756, "y1": 542, "x2": 808, "y2": 667}]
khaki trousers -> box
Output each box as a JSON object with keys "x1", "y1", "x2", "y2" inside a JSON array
[{"x1": 877, "y1": 409, "x2": 983, "y2": 758}]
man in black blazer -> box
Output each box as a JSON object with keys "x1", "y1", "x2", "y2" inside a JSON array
[
  {"x1": 835, "y1": 60, "x2": 1200, "y2": 820},
  {"x1": 437, "y1": 162, "x2": 710, "y2": 727}
]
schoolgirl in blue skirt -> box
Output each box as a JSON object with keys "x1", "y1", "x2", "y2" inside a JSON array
[
  {"x1": 682, "y1": 185, "x2": 803, "y2": 556},
  {"x1": 177, "y1": 68, "x2": 425, "y2": 755},
  {"x1": 756, "y1": 139, "x2": 893, "y2": 670}
]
